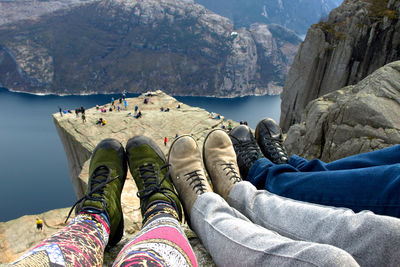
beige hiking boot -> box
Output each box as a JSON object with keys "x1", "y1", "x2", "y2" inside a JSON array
[
  {"x1": 168, "y1": 135, "x2": 212, "y2": 220},
  {"x1": 203, "y1": 129, "x2": 242, "y2": 200}
]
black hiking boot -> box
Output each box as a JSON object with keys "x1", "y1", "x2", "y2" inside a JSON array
[
  {"x1": 229, "y1": 125, "x2": 264, "y2": 179},
  {"x1": 126, "y1": 136, "x2": 183, "y2": 223},
  {"x1": 255, "y1": 118, "x2": 288, "y2": 164},
  {"x1": 66, "y1": 138, "x2": 127, "y2": 247}
]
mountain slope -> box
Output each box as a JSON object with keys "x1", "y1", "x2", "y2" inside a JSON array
[
  {"x1": 0, "y1": 0, "x2": 300, "y2": 96},
  {"x1": 194, "y1": 0, "x2": 342, "y2": 35},
  {"x1": 280, "y1": 0, "x2": 400, "y2": 131}
]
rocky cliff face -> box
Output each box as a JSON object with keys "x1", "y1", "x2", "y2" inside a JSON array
[
  {"x1": 0, "y1": 0, "x2": 299, "y2": 97},
  {"x1": 1, "y1": 90, "x2": 228, "y2": 265},
  {"x1": 194, "y1": 0, "x2": 342, "y2": 36},
  {"x1": 280, "y1": 0, "x2": 400, "y2": 132},
  {"x1": 284, "y1": 60, "x2": 400, "y2": 162}
]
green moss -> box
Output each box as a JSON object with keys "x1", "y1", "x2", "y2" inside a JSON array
[
  {"x1": 367, "y1": 0, "x2": 398, "y2": 19},
  {"x1": 316, "y1": 22, "x2": 347, "y2": 41}
]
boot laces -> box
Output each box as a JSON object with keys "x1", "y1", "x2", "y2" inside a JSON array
[
  {"x1": 264, "y1": 137, "x2": 288, "y2": 162},
  {"x1": 137, "y1": 163, "x2": 179, "y2": 212},
  {"x1": 236, "y1": 141, "x2": 263, "y2": 167},
  {"x1": 221, "y1": 163, "x2": 241, "y2": 183},
  {"x1": 65, "y1": 165, "x2": 118, "y2": 223},
  {"x1": 184, "y1": 170, "x2": 208, "y2": 194}
]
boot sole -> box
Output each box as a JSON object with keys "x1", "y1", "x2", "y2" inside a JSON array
[
  {"x1": 254, "y1": 120, "x2": 263, "y2": 141},
  {"x1": 108, "y1": 216, "x2": 124, "y2": 247}
]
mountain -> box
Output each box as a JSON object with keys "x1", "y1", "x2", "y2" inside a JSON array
[
  {"x1": 284, "y1": 61, "x2": 400, "y2": 161},
  {"x1": 0, "y1": 0, "x2": 300, "y2": 97},
  {"x1": 194, "y1": 0, "x2": 343, "y2": 36},
  {"x1": 280, "y1": 0, "x2": 400, "y2": 132}
]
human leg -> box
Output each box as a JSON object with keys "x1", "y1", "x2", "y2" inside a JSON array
[
  {"x1": 12, "y1": 138, "x2": 127, "y2": 266},
  {"x1": 192, "y1": 192, "x2": 358, "y2": 267},
  {"x1": 113, "y1": 201, "x2": 196, "y2": 266},
  {"x1": 207, "y1": 130, "x2": 400, "y2": 267},
  {"x1": 303, "y1": 144, "x2": 400, "y2": 171},
  {"x1": 255, "y1": 118, "x2": 400, "y2": 170},
  {"x1": 247, "y1": 158, "x2": 400, "y2": 217},
  {"x1": 286, "y1": 145, "x2": 400, "y2": 172},
  {"x1": 170, "y1": 133, "x2": 358, "y2": 267},
  {"x1": 12, "y1": 213, "x2": 109, "y2": 266},
  {"x1": 230, "y1": 124, "x2": 400, "y2": 217},
  {"x1": 228, "y1": 181, "x2": 400, "y2": 267},
  {"x1": 247, "y1": 157, "x2": 400, "y2": 217},
  {"x1": 116, "y1": 136, "x2": 197, "y2": 266}
]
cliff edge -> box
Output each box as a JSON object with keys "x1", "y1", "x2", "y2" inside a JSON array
[
  {"x1": 284, "y1": 60, "x2": 400, "y2": 162},
  {"x1": 1, "y1": 90, "x2": 235, "y2": 265},
  {"x1": 280, "y1": 0, "x2": 400, "y2": 132}
]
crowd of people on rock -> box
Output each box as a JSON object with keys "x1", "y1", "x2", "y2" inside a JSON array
[
  {"x1": 57, "y1": 92, "x2": 195, "y2": 130},
  {"x1": 57, "y1": 93, "x2": 132, "y2": 127}
]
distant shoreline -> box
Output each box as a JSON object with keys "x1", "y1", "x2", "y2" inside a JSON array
[{"x1": 1, "y1": 87, "x2": 281, "y2": 98}]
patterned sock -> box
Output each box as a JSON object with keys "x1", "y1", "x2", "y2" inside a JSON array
[
  {"x1": 11, "y1": 212, "x2": 110, "y2": 267},
  {"x1": 142, "y1": 200, "x2": 180, "y2": 225},
  {"x1": 113, "y1": 201, "x2": 197, "y2": 267}
]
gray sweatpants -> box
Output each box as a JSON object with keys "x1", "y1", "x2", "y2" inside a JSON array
[{"x1": 191, "y1": 181, "x2": 400, "y2": 267}]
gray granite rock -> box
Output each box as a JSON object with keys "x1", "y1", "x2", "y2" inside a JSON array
[
  {"x1": 280, "y1": 0, "x2": 400, "y2": 132},
  {"x1": 0, "y1": 0, "x2": 299, "y2": 97},
  {"x1": 285, "y1": 61, "x2": 400, "y2": 162}
]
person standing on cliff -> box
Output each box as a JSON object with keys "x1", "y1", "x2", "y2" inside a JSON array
[
  {"x1": 36, "y1": 218, "x2": 43, "y2": 232},
  {"x1": 58, "y1": 106, "x2": 62, "y2": 117},
  {"x1": 124, "y1": 100, "x2": 128, "y2": 110},
  {"x1": 164, "y1": 136, "x2": 168, "y2": 146},
  {"x1": 82, "y1": 113, "x2": 86, "y2": 123}
]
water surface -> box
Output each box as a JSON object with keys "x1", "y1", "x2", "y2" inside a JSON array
[{"x1": 0, "y1": 88, "x2": 280, "y2": 221}]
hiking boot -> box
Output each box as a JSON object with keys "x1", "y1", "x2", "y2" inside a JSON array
[
  {"x1": 203, "y1": 129, "x2": 241, "y2": 200},
  {"x1": 126, "y1": 136, "x2": 183, "y2": 221},
  {"x1": 168, "y1": 135, "x2": 212, "y2": 220},
  {"x1": 255, "y1": 118, "x2": 288, "y2": 164},
  {"x1": 67, "y1": 138, "x2": 127, "y2": 247},
  {"x1": 229, "y1": 125, "x2": 264, "y2": 179}
]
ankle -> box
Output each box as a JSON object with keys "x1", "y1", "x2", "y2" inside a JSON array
[
  {"x1": 142, "y1": 200, "x2": 180, "y2": 225},
  {"x1": 80, "y1": 208, "x2": 110, "y2": 226}
]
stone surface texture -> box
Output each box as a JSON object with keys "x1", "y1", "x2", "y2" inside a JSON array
[
  {"x1": 194, "y1": 0, "x2": 342, "y2": 35},
  {"x1": 0, "y1": 90, "x2": 228, "y2": 265},
  {"x1": 0, "y1": 0, "x2": 299, "y2": 97},
  {"x1": 280, "y1": 0, "x2": 400, "y2": 132},
  {"x1": 284, "y1": 61, "x2": 400, "y2": 162}
]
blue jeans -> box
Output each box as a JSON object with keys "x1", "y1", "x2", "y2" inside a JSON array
[{"x1": 247, "y1": 145, "x2": 400, "y2": 217}]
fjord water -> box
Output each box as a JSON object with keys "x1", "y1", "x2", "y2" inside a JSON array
[{"x1": 0, "y1": 88, "x2": 280, "y2": 221}]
